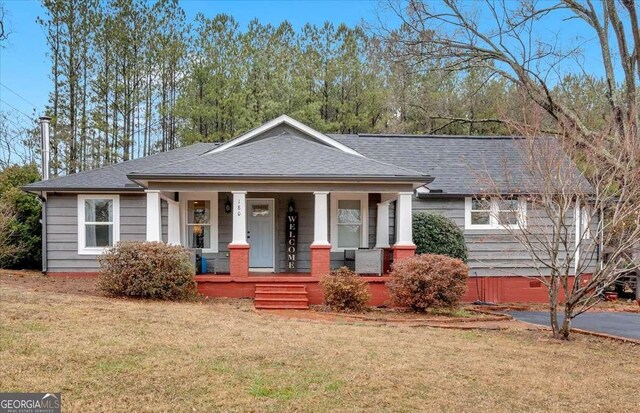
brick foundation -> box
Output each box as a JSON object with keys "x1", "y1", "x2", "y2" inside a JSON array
[
  {"x1": 463, "y1": 274, "x2": 592, "y2": 303},
  {"x1": 196, "y1": 274, "x2": 591, "y2": 305},
  {"x1": 42, "y1": 270, "x2": 592, "y2": 305},
  {"x1": 310, "y1": 244, "x2": 332, "y2": 277},
  {"x1": 228, "y1": 243, "x2": 250, "y2": 277},
  {"x1": 392, "y1": 244, "x2": 416, "y2": 263}
]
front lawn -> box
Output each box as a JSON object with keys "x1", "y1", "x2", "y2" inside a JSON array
[{"x1": 1, "y1": 273, "x2": 638, "y2": 412}]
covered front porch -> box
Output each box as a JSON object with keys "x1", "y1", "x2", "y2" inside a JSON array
[
  {"x1": 127, "y1": 115, "x2": 431, "y2": 307},
  {"x1": 144, "y1": 186, "x2": 417, "y2": 279}
]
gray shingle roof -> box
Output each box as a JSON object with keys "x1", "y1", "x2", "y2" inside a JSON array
[
  {"x1": 23, "y1": 143, "x2": 218, "y2": 192},
  {"x1": 329, "y1": 134, "x2": 560, "y2": 195},
  {"x1": 23, "y1": 127, "x2": 586, "y2": 196},
  {"x1": 128, "y1": 133, "x2": 428, "y2": 181}
]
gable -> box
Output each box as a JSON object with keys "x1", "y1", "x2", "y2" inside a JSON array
[
  {"x1": 129, "y1": 133, "x2": 429, "y2": 181},
  {"x1": 206, "y1": 115, "x2": 363, "y2": 157}
]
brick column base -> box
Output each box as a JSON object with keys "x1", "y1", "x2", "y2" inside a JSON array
[
  {"x1": 229, "y1": 243, "x2": 250, "y2": 277},
  {"x1": 310, "y1": 244, "x2": 332, "y2": 278},
  {"x1": 393, "y1": 244, "x2": 416, "y2": 263}
]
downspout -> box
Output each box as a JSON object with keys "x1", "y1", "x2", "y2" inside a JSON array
[
  {"x1": 39, "y1": 191, "x2": 47, "y2": 273},
  {"x1": 39, "y1": 116, "x2": 51, "y2": 274}
]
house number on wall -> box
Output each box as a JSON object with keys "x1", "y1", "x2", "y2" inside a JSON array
[{"x1": 237, "y1": 199, "x2": 242, "y2": 216}]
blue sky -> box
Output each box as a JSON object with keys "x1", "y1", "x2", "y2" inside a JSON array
[
  {"x1": 0, "y1": 0, "x2": 383, "y2": 128},
  {"x1": 0, "y1": 0, "x2": 613, "y2": 130}
]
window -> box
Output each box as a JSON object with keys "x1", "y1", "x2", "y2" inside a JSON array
[
  {"x1": 496, "y1": 199, "x2": 520, "y2": 226},
  {"x1": 337, "y1": 200, "x2": 362, "y2": 248},
  {"x1": 465, "y1": 197, "x2": 526, "y2": 230},
  {"x1": 251, "y1": 203, "x2": 270, "y2": 217},
  {"x1": 330, "y1": 193, "x2": 368, "y2": 251},
  {"x1": 180, "y1": 192, "x2": 218, "y2": 252},
  {"x1": 187, "y1": 200, "x2": 211, "y2": 249},
  {"x1": 77, "y1": 195, "x2": 120, "y2": 254},
  {"x1": 470, "y1": 198, "x2": 491, "y2": 226}
]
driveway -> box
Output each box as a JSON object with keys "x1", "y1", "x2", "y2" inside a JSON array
[{"x1": 508, "y1": 311, "x2": 640, "y2": 340}]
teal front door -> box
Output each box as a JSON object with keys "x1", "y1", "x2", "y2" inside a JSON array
[{"x1": 247, "y1": 199, "x2": 275, "y2": 270}]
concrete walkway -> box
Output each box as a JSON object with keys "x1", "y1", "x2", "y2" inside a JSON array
[{"x1": 509, "y1": 311, "x2": 640, "y2": 340}]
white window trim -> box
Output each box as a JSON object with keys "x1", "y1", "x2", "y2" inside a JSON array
[
  {"x1": 464, "y1": 197, "x2": 527, "y2": 230},
  {"x1": 330, "y1": 192, "x2": 369, "y2": 252},
  {"x1": 180, "y1": 192, "x2": 219, "y2": 253},
  {"x1": 77, "y1": 194, "x2": 120, "y2": 255}
]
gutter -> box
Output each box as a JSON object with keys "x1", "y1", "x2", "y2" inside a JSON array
[
  {"x1": 126, "y1": 173, "x2": 434, "y2": 184},
  {"x1": 21, "y1": 186, "x2": 144, "y2": 194}
]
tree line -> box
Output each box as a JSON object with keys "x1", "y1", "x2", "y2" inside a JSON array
[{"x1": 32, "y1": 0, "x2": 606, "y2": 176}]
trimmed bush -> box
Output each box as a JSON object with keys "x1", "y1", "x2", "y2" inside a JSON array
[
  {"x1": 320, "y1": 267, "x2": 371, "y2": 312},
  {"x1": 413, "y1": 212, "x2": 467, "y2": 262},
  {"x1": 98, "y1": 241, "x2": 197, "y2": 300},
  {"x1": 386, "y1": 254, "x2": 468, "y2": 311}
]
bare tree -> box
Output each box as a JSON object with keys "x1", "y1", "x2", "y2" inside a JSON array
[
  {"x1": 382, "y1": 0, "x2": 639, "y2": 159},
  {"x1": 0, "y1": 1, "x2": 9, "y2": 46},
  {"x1": 475, "y1": 118, "x2": 640, "y2": 339},
  {"x1": 0, "y1": 111, "x2": 39, "y2": 168},
  {"x1": 0, "y1": 201, "x2": 20, "y2": 268}
]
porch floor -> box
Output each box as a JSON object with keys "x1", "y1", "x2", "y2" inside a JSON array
[{"x1": 195, "y1": 273, "x2": 389, "y2": 282}]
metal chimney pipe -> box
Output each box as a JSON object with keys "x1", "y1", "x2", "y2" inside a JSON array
[{"x1": 39, "y1": 116, "x2": 51, "y2": 180}]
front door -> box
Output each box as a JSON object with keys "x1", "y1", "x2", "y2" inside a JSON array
[{"x1": 247, "y1": 199, "x2": 275, "y2": 270}]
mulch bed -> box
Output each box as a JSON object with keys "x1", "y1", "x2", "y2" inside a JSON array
[
  {"x1": 308, "y1": 306, "x2": 512, "y2": 323},
  {"x1": 257, "y1": 305, "x2": 532, "y2": 331}
]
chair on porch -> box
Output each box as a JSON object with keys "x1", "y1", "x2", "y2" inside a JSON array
[{"x1": 344, "y1": 248, "x2": 384, "y2": 276}]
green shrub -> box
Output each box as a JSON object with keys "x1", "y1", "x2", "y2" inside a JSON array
[
  {"x1": 386, "y1": 254, "x2": 468, "y2": 311},
  {"x1": 320, "y1": 267, "x2": 371, "y2": 312},
  {"x1": 98, "y1": 241, "x2": 197, "y2": 300},
  {"x1": 0, "y1": 164, "x2": 42, "y2": 269},
  {"x1": 413, "y1": 212, "x2": 467, "y2": 262}
]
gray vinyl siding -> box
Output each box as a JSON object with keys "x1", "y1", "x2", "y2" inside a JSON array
[
  {"x1": 46, "y1": 193, "x2": 146, "y2": 272},
  {"x1": 412, "y1": 196, "x2": 598, "y2": 276},
  {"x1": 204, "y1": 192, "x2": 315, "y2": 273},
  {"x1": 46, "y1": 191, "x2": 594, "y2": 276}
]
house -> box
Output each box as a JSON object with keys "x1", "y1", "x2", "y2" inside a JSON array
[{"x1": 23, "y1": 115, "x2": 594, "y2": 306}]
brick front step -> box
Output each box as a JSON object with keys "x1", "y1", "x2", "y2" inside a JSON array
[
  {"x1": 255, "y1": 304, "x2": 311, "y2": 310},
  {"x1": 254, "y1": 284, "x2": 309, "y2": 310},
  {"x1": 255, "y1": 298, "x2": 309, "y2": 307},
  {"x1": 255, "y1": 284, "x2": 307, "y2": 290},
  {"x1": 254, "y1": 291, "x2": 309, "y2": 300}
]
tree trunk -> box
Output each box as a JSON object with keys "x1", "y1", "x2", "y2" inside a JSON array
[
  {"x1": 560, "y1": 303, "x2": 573, "y2": 339},
  {"x1": 548, "y1": 282, "x2": 561, "y2": 338}
]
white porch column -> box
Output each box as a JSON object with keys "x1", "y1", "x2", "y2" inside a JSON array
[
  {"x1": 312, "y1": 191, "x2": 330, "y2": 246},
  {"x1": 375, "y1": 202, "x2": 390, "y2": 248},
  {"x1": 231, "y1": 191, "x2": 248, "y2": 245},
  {"x1": 395, "y1": 192, "x2": 414, "y2": 246},
  {"x1": 167, "y1": 200, "x2": 180, "y2": 245},
  {"x1": 145, "y1": 190, "x2": 162, "y2": 242}
]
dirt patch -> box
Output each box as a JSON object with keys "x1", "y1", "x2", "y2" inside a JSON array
[{"x1": 0, "y1": 269, "x2": 102, "y2": 296}]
